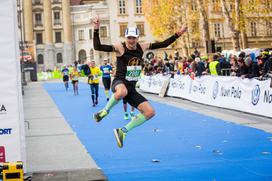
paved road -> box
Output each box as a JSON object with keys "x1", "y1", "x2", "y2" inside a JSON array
[{"x1": 23, "y1": 82, "x2": 107, "y2": 181}]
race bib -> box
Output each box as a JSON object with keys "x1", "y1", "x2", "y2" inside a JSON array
[
  {"x1": 103, "y1": 68, "x2": 110, "y2": 74},
  {"x1": 93, "y1": 74, "x2": 99, "y2": 81},
  {"x1": 73, "y1": 75, "x2": 78, "y2": 80},
  {"x1": 125, "y1": 66, "x2": 142, "y2": 81}
]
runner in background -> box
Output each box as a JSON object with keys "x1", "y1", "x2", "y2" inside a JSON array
[
  {"x1": 70, "y1": 66, "x2": 80, "y2": 96},
  {"x1": 123, "y1": 100, "x2": 135, "y2": 120},
  {"x1": 100, "y1": 59, "x2": 112, "y2": 101},
  {"x1": 88, "y1": 61, "x2": 101, "y2": 107},
  {"x1": 61, "y1": 65, "x2": 69, "y2": 91}
]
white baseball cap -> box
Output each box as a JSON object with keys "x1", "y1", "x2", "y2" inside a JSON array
[{"x1": 125, "y1": 27, "x2": 140, "y2": 38}]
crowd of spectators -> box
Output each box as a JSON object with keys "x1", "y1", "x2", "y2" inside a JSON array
[{"x1": 143, "y1": 48, "x2": 272, "y2": 80}]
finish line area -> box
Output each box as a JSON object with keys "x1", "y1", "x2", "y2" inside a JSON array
[{"x1": 44, "y1": 82, "x2": 272, "y2": 181}]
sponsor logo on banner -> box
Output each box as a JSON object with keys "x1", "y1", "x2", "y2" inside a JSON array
[
  {"x1": 0, "y1": 128, "x2": 12, "y2": 135},
  {"x1": 152, "y1": 78, "x2": 163, "y2": 87},
  {"x1": 212, "y1": 81, "x2": 219, "y2": 99},
  {"x1": 191, "y1": 83, "x2": 206, "y2": 94},
  {"x1": 251, "y1": 85, "x2": 261, "y2": 106},
  {"x1": 220, "y1": 86, "x2": 242, "y2": 99},
  {"x1": 263, "y1": 90, "x2": 272, "y2": 104},
  {"x1": 171, "y1": 80, "x2": 185, "y2": 90},
  {"x1": 0, "y1": 104, "x2": 7, "y2": 115},
  {"x1": 0, "y1": 146, "x2": 5, "y2": 162}
]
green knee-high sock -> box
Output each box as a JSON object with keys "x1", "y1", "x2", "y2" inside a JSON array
[
  {"x1": 105, "y1": 90, "x2": 109, "y2": 98},
  {"x1": 123, "y1": 114, "x2": 147, "y2": 133},
  {"x1": 104, "y1": 94, "x2": 119, "y2": 112}
]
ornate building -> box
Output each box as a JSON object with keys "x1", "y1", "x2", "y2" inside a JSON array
[{"x1": 23, "y1": 0, "x2": 73, "y2": 71}]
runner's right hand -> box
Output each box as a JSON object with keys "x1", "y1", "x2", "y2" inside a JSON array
[{"x1": 93, "y1": 16, "x2": 100, "y2": 30}]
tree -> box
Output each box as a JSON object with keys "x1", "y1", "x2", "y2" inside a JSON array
[
  {"x1": 221, "y1": 0, "x2": 241, "y2": 50},
  {"x1": 143, "y1": 0, "x2": 190, "y2": 56},
  {"x1": 196, "y1": 0, "x2": 212, "y2": 53}
]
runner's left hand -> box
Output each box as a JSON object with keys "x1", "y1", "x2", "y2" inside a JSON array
[{"x1": 176, "y1": 24, "x2": 188, "y2": 36}]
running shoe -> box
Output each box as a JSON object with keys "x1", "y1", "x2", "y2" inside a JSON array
[
  {"x1": 113, "y1": 128, "x2": 126, "y2": 148},
  {"x1": 130, "y1": 112, "x2": 135, "y2": 118},
  {"x1": 124, "y1": 112, "x2": 129, "y2": 120},
  {"x1": 93, "y1": 109, "x2": 108, "y2": 122}
]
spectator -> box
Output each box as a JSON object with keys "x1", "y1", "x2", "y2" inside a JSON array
[
  {"x1": 208, "y1": 54, "x2": 221, "y2": 75},
  {"x1": 236, "y1": 57, "x2": 249, "y2": 77},
  {"x1": 262, "y1": 56, "x2": 272, "y2": 78},
  {"x1": 244, "y1": 53, "x2": 260, "y2": 78},
  {"x1": 194, "y1": 48, "x2": 200, "y2": 57},
  {"x1": 219, "y1": 54, "x2": 231, "y2": 76},
  {"x1": 195, "y1": 57, "x2": 206, "y2": 77}
]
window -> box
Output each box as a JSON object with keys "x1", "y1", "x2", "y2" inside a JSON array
[
  {"x1": 100, "y1": 26, "x2": 107, "y2": 38},
  {"x1": 266, "y1": 21, "x2": 272, "y2": 36},
  {"x1": 54, "y1": 12, "x2": 61, "y2": 25},
  {"x1": 37, "y1": 54, "x2": 43, "y2": 64},
  {"x1": 214, "y1": 23, "x2": 221, "y2": 37},
  {"x1": 119, "y1": 24, "x2": 127, "y2": 37},
  {"x1": 212, "y1": 0, "x2": 220, "y2": 11},
  {"x1": 135, "y1": 0, "x2": 142, "y2": 14},
  {"x1": 191, "y1": 2, "x2": 197, "y2": 11},
  {"x1": 118, "y1": 0, "x2": 126, "y2": 15},
  {"x1": 136, "y1": 23, "x2": 145, "y2": 36},
  {"x1": 265, "y1": 0, "x2": 272, "y2": 9},
  {"x1": 33, "y1": 0, "x2": 41, "y2": 5},
  {"x1": 56, "y1": 53, "x2": 63, "y2": 63},
  {"x1": 192, "y1": 22, "x2": 199, "y2": 33},
  {"x1": 89, "y1": 29, "x2": 92, "y2": 39},
  {"x1": 35, "y1": 13, "x2": 42, "y2": 26},
  {"x1": 54, "y1": 12, "x2": 60, "y2": 20},
  {"x1": 78, "y1": 30, "x2": 84, "y2": 40},
  {"x1": 36, "y1": 33, "x2": 43, "y2": 44},
  {"x1": 55, "y1": 32, "x2": 62, "y2": 43},
  {"x1": 250, "y1": 22, "x2": 257, "y2": 36},
  {"x1": 78, "y1": 49, "x2": 87, "y2": 63}
]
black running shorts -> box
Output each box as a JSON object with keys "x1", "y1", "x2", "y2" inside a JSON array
[
  {"x1": 63, "y1": 75, "x2": 69, "y2": 82},
  {"x1": 112, "y1": 79, "x2": 147, "y2": 108},
  {"x1": 72, "y1": 80, "x2": 78, "y2": 84},
  {"x1": 102, "y1": 77, "x2": 111, "y2": 90}
]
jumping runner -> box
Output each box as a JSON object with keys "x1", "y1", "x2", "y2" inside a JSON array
[
  {"x1": 100, "y1": 59, "x2": 113, "y2": 101},
  {"x1": 92, "y1": 16, "x2": 188, "y2": 148}
]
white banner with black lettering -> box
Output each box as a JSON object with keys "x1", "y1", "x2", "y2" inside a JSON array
[
  {"x1": 140, "y1": 74, "x2": 272, "y2": 118},
  {"x1": 139, "y1": 74, "x2": 170, "y2": 94},
  {"x1": 0, "y1": 0, "x2": 26, "y2": 164}
]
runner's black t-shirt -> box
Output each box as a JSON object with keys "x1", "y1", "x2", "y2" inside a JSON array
[{"x1": 115, "y1": 42, "x2": 144, "y2": 85}]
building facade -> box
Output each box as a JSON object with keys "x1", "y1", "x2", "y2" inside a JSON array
[
  {"x1": 188, "y1": 0, "x2": 272, "y2": 53},
  {"x1": 106, "y1": 0, "x2": 155, "y2": 44},
  {"x1": 23, "y1": 0, "x2": 73, "y2": 71},
  {"x1": 70, "y1": 1, "x2": 111, "y2": 65}
]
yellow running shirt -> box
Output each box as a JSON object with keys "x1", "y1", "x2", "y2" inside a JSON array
[
  {"x1": 71, "y1": 70, "x2": 79, "y2": 81},
  {"x1": 88, "y1": 67, "x2": 101, "y2": 84}
]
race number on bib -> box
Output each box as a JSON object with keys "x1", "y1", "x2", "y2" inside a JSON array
[{"x1": 125, "y1": 66, "x2": 142, "y2": 81}]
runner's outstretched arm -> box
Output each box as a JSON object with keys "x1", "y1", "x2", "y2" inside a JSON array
[
  {"x1": 93, "y1": 29, "x2": 115, "y2": 52},
  {"x1": 141, "y1": 24, "x2": 188, "y2": 51}
]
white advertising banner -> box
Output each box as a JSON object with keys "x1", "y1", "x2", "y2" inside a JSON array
[
  {"x1": 139, "y1": 74, "x2": 170, "y2": 94},
  {"x1": 140, "y1": 75, "x2": 272, "y2": 118},
  {"x1": 0, "y1": 0, "x2": 25, "y2": 163}
]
